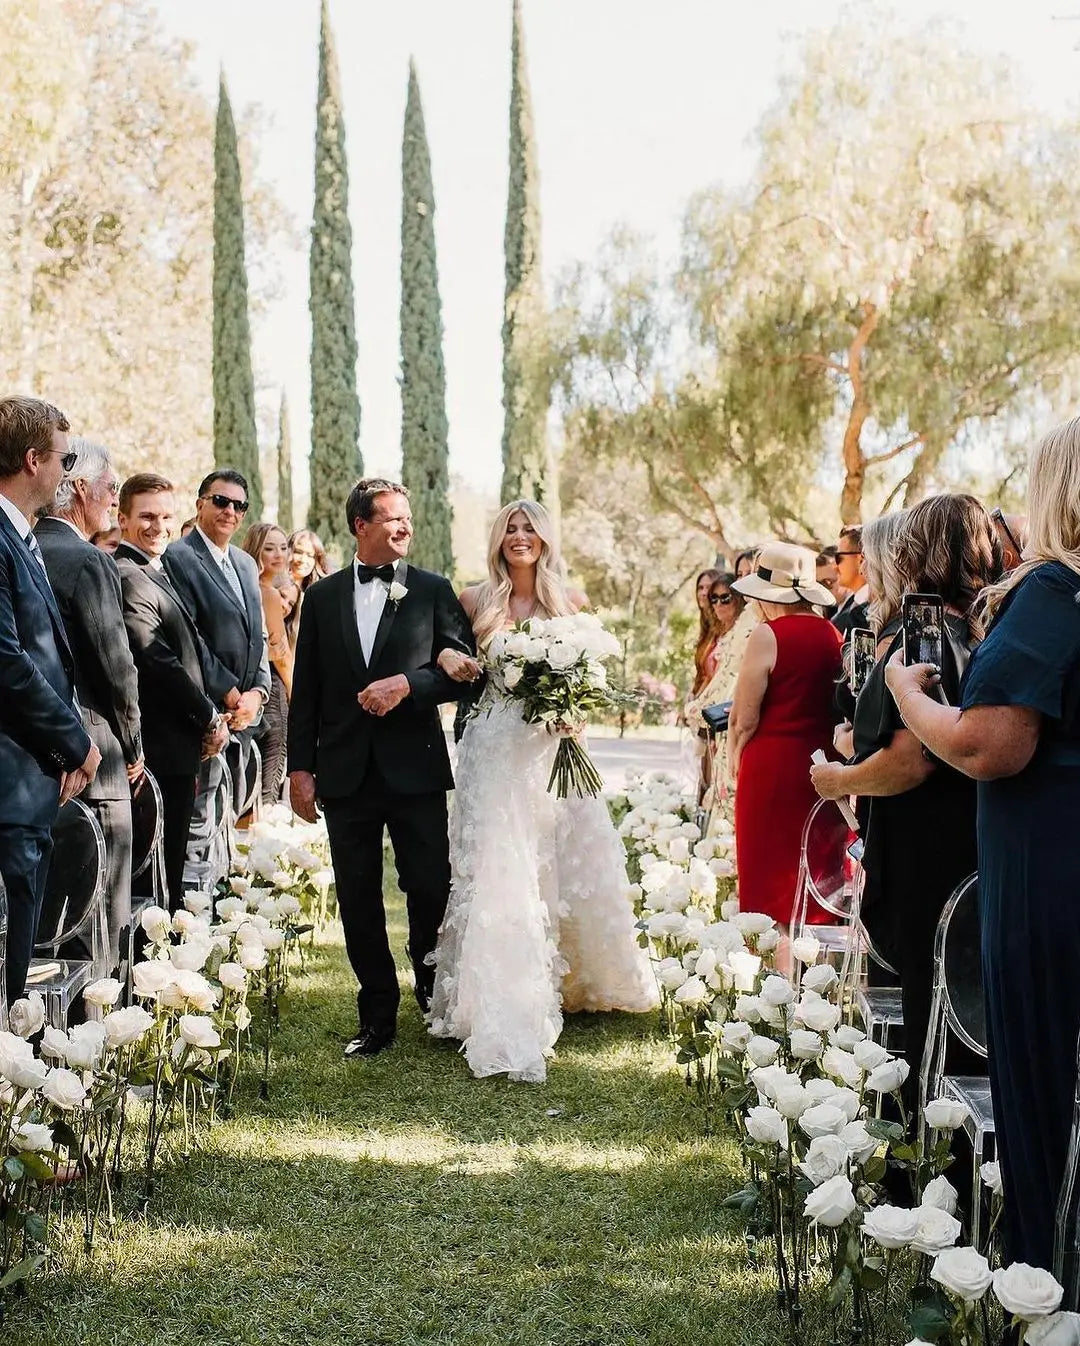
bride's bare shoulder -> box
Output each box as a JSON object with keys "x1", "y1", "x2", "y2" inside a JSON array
[{"x1": 458, "y1": 584, "x2": 484, "y2": 617}]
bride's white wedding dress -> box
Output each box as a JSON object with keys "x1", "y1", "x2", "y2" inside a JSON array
[{"x1": 428, "y1": 688, "x2": 659, "y2": 1082}]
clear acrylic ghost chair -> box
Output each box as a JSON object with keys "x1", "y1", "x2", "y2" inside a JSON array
[
  {"x1": 0, "y1": 872, "x2": 9, "y2": 1029},
  {"x1": 836, "y1": 848, "x2": 904, "y2": 1048},
  {"x1": 239, "y1": 739, "x2": 262, "y2": 823},
  {"x1": 919, "y1": 872, "x2": 994, "y2": 1247},
  {"x1": 1054, "y1": 1051, "x2": 1080, "y2": 1309},
  {"x1": 28, "y1": 798, "x2": 108, "y2": 1029},
  {"x1": 207, "y1": 755, "x2": 235, "y2": 892},
  {"x1": 128, "y1": 769, "x2": 168, "y2": 990},
  {"x1": 789, "y1": 798, "x2": 858, "y2": 992}
]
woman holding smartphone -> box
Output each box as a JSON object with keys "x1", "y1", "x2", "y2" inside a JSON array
[
  {"x1": 886, "y1": 422, "x2": 1080, "y2": 1274},
  {"x1": 811, "y1": 495, "x2": 1001, "y2": 1110}
]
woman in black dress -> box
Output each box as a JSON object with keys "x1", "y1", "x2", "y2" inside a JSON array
[
  {"x1": 812, "y1": 496, "x2": 1001, "y2": 1110},
  {"x1": 886, "y1": 419, "x2": 1080, "y2": 1272}
]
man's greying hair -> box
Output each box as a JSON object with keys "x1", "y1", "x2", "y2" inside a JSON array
[
  {"x1": 52, "y1": 438, "x2": 113, "y2": 513},
  {"x1": 346, "y1": 478, "x2": 410, "y2": 536},
  {"x1": 0, "y1": 396, "x2": 70, "y2": 478},
  {"x1": 197, "y1": 467, "x2": 248, "y2": 500}
]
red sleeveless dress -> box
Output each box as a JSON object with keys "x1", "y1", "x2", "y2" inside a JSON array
[{"x1": 734, "y1": 614, "x2": 843, "y2": 924}]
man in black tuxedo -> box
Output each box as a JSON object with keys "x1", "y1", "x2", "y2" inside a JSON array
[
  {"x1": 163, "y1": 468, "x2": 270, "y2": 889},
  {"x1": 0, "y1": 396, "x2": 102, "y2": 1002},
  {"x1": 831, "y1": 524, "x2": 870, "y2": 637},
  {"x1": 288, "y1": 478, "x2": 476, "y2": 1057},
  {"x1": 116, "y1": 474, "x2": 230, "y2": 908},
  {"x1": 36, "y1": 439, "x2": 144, "y2": 975}
]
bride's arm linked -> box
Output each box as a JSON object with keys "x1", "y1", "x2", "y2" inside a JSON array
[
  {"x1": 403, "y1": 578, "x2": 478, "y2": 704},
  {"x1": 437, "y1": 586, "x2": 483, "y2": 683}
]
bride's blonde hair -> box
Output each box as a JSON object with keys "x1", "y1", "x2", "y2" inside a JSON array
[
  {"x1": 976, "y1": 415, "x2": 1080, "y2": 634},
  {"x1": 470, "y1": 499, "x2": 575, "y2": 647}
]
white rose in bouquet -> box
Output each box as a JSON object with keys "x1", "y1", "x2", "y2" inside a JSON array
[
  {"x1": 261, "y1": 927, "x2": 286, "y2": 952},
  {"x1": 800, "y1": 1134, "x2": 850, "y2": 1185},
  {"x1": 655, "y1": 958, "x2": 689, "y2": 992},
  {"x1": 9, "y1": 991, "x2": 46, "y2": 1039},
  {"x1": 831, "y1": 1023, "x2": 865, "y2": 1049},
  {"x1": 172, "y1": 909, "x2": 209, "y2": 938},
  {"x1": 673, "y1": 976, "x2": 710, "y2": 1008},
  {"x1": 804, "y1": 1174, "x2": 857, "y2": 1227},
  {"x1": 745, "y1": 1105, "x2": 787, "y2": 1146},
  {"x1": 546, "y1": 641, "x2": 580, "y2": 671},
  {"x1": 523, "y1": 637, "x2": 547, "y2": 662},
  {"x1": 866, "y1": 1057, "x2": 910, "y2": 1095},
  {"x1": 40, "y1": 1026, "x2": 70, "y2": 1061},
  {"x1": 183, "y1": 890, "x2": 213, "y2": 916},
  {"x1": 796, "y1": 996, "x2": 842, "y2": 1034},
  {"x1": 179, "y1": 1015, "x2": 221, "y2": 1050},
  {"x1": 217, "y1": 895, "x2": 247, "y2": 920},
  {"x1": 746, "y1": 1035, "x2": 780, "y2": 1068},
  {"x1": 276, "y1": 895, "x2": 303, "y2": 918},
  {"x1": 217, "y1": 962, "x2": 248, "y2": 993},
  {"x1": 103, "y1": 1006, "x2": 154, "y2": 1049},
  {"x1": 728, "y1": 950, "x2": 761, "y2": 992},
  {"x1": 750, "y1": 1065, "x2": 791, "y2": 1100},
  {"x1": 921, "y1": 1175, "x2": 959, "y2": 1216},
  {"x1": 822, "y1": 1045, "x2": 863, "y2": 1089},
  {"x1": 757, "y1": 928, "x2": 781, "y2": 954},
  {"x1": 840, "y1": 1120, "x2": 879, "y2": 1165},
  {"x1": 140, "y1": 904, "x2": 172, "y2": 944},
  {"x1": 64, "y1": 1022, "x2": 106, "y2": 1070},
  {"x1": 830, "y1": 1089, "x2": 862, "y2": 1123},
  {"x1": 799, "y1": 1103, "x2": 847, "y2": 1139},
  {"x1": 801, "y1": 964, "x2": 839, "y2": 994},
  {"x1": 980, "y1": 1161, "x2": 1003, "y2": 1195},
  {"x1": 789, "y1": 1029, "x2": 823, "y2": 1061},
  {"x1": 911, "y1": 1207, "x2": 962, "y2": 1256},
  {"x1": 731, "y1": 912, "x2": 774, "y2": 938},
  {"x1": 773, "y1": 1081, "x2": 811, "y2": 1120},
  {"x1": 132, "y1": 959, "x2": 174, "y2": 998},
  {"x1": 667, "y1": 837, "x2": 690, "y2": 864},
  {"x1": 790, "y1": 935, "x2": 821, "y2": 965},
  {"x1": 238, "y1": 943, "x2": 267, "y2": 971},
  {"x1": 41, "y1": 1067, "x2": 87, "y2": 1110},
  {"x1": 720, "y1": 899, "x2": 740, "y2": 921},
  {"x1": 931, "y1": 1247, "x2": 992, "y2": 1303},
  {"x1": 170, "y1": 938, "x2": 211, "y2": 973},
  {"x1": 12, "y1": 1121, "x2": 53, "y2": 1152},
  {"x1": 734, "y1": 995, "x2": 763, "y2": 1023},
  {"x1": 504, "y1": 631, "x2": 531, "y2": 658},
  {"x1": 0, "y1": 1039, "x2": 48, "y2": 1090},
  {"x1": 228, "y1": 876, "x2": 252, "y2": 896},
  {"x1": 160, "y1": 968, "x2": 217, "y2": 1011},
  {"x1": 924, "y1": 1098, "x2": 971, "y2": 1131},
  {"x1": 693, "y1": 948, "x2": 719, "y2": 984},
  {"x1": 720, "y1": 1021, "x2": 753, "y2": 1053},
  {"x1": 759, "y1": 975, "x2": 795, "y2": 1008},
  {"x1": 83, "y1": 977, "x2": 124, "y2": 1010},
  {"x1": 992, "y1": 1264, "x2": 1064, "y2": 1320},
  {"x1": 804, "y1": 1078, "x2": 841, "y2": 1104},
  {"x1": 862, "y1": 1204, "x2": 921, "y2": 1250},
  {"x1": 852, "y1": 1039, "x2": 890, "y2": 1072},
  {"x1": 1026, "y1": 1312, "x2": 1080, "y2": 1346},
  {"x1": 256, "y1": 898, "x2": 281, "y2": 922}
]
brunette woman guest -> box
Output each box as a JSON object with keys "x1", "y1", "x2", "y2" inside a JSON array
[
  {"x1": 286, "y1": 528, "x2": 331, "y2": 644},
  {"x1": 729, "y1": 544, "x2": 841, "y2": 934},
  {"x1": 886, "y1": 422, "x2": 1080, "y2": 1273},
  {"x1": 243, "y1": 523, "x2": 294, "y2": 804},
  {"x1": 686, "y1": 574, "x2": 746, "y2": 803},
  {"x1": 692, "y1": 567, "x2": 724, "y2": 688},
  {"x1": 813, "y1": 498, "x2": 1001, "y2": 1108}
]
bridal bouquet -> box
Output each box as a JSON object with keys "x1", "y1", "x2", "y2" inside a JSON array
[{"x1": 486, "y1": 612, "x2": 622, "y2": 798}]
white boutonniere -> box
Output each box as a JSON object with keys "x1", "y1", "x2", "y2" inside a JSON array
[{"x1": 388, "y1": 580, "x2": 409, "y2": 605}]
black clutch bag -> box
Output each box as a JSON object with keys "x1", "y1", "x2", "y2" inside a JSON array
[{"x1": 701, "y1": 701, "x2": 732, "y2": 735}]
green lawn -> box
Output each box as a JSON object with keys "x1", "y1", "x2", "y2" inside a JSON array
[{"x1": 7, "y1": 890, "x2": 795, "y2": 1346}]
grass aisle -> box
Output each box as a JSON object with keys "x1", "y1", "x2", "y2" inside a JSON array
[{"x1": 7, "y1": 890, "x2": 786, "y2": 1346}]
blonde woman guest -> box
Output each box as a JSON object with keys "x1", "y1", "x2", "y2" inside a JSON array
[
  {"x1": 729, "y1": 543, "x2": 841, "y2": 930},
  {"x1": 685, "y1": 574, "x2": 746, "y2": 803},
  {"x1": 428, "y1": 500, "x2": 658, "y2": 1083},
  {"x1": 243, "y1": 522, "x2": 293, "y2": 804},
  {"x1": 885, "y1": 421, "x2": 1080, "y2": 1272}
]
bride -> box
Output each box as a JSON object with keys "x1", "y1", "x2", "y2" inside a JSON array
[{"x1": 427, "y1": 499, "x2": 658, "y2": 1082}]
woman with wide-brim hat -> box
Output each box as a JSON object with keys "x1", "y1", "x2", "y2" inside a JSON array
[{"x1": 729, "y1": 542, "x2": 843, "y2": 941}]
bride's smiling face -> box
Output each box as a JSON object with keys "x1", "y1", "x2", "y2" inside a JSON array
[{"x1": 501, "y1": 510, "x2": 543, "y2": 569}]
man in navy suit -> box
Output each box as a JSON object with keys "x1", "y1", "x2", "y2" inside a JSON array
[
  {"x1": 163, "y1": 468, "x2": 270, "y2": 889},
  {"x1": 0, "y1": 396, "x2": 102, "y2": 1002}
]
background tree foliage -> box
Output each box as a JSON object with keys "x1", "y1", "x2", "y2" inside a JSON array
[
  {"x1": 0, "y1": 0, "x2": 285, "y2": 506},
  {"x1": 276, "y1": 390, "x2": 294, "y2": 533},
  {"x1": 399, "y1": 61, "x2": 453, "y2": 577}
]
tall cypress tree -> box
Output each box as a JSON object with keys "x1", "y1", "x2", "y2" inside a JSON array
[
  {"x1": 400, "y1": 60, "x2": 452, "y2": 577},
  {"x1": 213, "y1": 73, "x2": 262, "y2": 523},
  {"x1": 308, "y1": 0, "x2": 360, "y2": 557},
  {"x1": 276, "y1": 390, "x2": 294, "y2": 533},
  {"x1": 501, "y1": 0, "x2": 557, "y2": 523}
]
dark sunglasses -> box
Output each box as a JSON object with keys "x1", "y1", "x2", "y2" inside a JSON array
[
  {"x1": 39, "y1": 447, "x2": 78, "y2": 473},
  {"x1": 202, "y1": 493, "x2": 249, "y2": 514},
  {"x1": 709, "y1": 593, "x2": 735, "y2": 606},
  {"x1": 991, "y1": 508, "x2": 1022, "y2": 559},
  {"x1": 835, "y1": 549, "x2": 863, "y2": 559}
]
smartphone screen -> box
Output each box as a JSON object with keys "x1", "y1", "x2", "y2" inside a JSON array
[
  {"x1": 848, "y1": 628, "x2": 876, "y2": 697},
  {"x1": 902, "y1": 593, "x2": 944, "y2": 669}
]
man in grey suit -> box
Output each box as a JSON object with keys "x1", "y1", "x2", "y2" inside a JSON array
[
  {"x1": 163, "y1": 468, "x2": 270, "y2": 889},
  {"x1": 36, "y1": 438, "x2": 143, "y2": 976}
]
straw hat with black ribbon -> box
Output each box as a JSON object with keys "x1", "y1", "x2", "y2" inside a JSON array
[{"x1": 731, "y1": 541, "x2": 837, "y2": 609}]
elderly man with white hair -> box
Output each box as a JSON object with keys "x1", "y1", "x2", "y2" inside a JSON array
[{"x1": 35, "y1": 436, "x2": 143, "y2": 980}]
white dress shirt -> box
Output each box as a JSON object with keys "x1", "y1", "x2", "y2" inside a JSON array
[
  {"x1": 0, "y1": 491, "x2": 33, "y2": 541},
  {"x1": 353, "y1": 557, "x2": 399, "y2": 663}
]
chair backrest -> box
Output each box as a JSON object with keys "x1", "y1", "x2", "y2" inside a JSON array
[
  {"x1": 936, "y1": 872, "x2": 986, "y2": 1057},
  {"x1": 241, "y1": 740, "x2": 262, "y2": 816},
  {"x1": 36, "y1": 799, "x2": 107, "y2": 950},
  {"x1": 0, "y1": 872, "x2": 8, "y2": 1028},
  {"x1": 799, "y1": 797, "x2": 856, "y2": 919},
  {"x1": 131, "y1": 770, "x2": 164, "y2": 881}
]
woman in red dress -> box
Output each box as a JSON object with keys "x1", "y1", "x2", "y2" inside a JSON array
[{"x1": 730, "y1": 543, "x2": 842, "y2": 928}]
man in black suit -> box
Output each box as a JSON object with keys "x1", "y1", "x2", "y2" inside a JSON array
[
  {"x1": 36, "y1": 438, "x2": 144, "y2": 975},
  {"x1": 116, "y1": 473, "x2": 229, "y2": 908},
  {"x1": 163, "y1": 468, "x2": 270, "y2": 889},
  {"x1": 831, "y1": 524, "x2": 870, "y2": 637},
  {"x1": 0, "y1": 396, "x2": 102, "y2": 1002},
  {"x1": 288, "y1": 478, "x2": 475, "y2": 1057}
]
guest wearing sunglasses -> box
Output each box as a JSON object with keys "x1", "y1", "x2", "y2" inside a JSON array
[
  {"x1": 831, "y1": 525, "x2": 870, "y2": 637},
  {"x1": 991, "y1": 507, "x2": 1028, "y2": 575},
  {"x1": 685, "y1": 573, "x2": 747, "y2": 803},
  {"x1": 164, "y1": 468, "x2": 270, "y2": 890}
]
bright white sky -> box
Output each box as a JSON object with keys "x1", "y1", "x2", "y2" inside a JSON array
[{"x1": 155, "y1": 0, "x2": 1080, "y2": 502}]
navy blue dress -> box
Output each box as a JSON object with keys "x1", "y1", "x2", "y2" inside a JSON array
[{"x1": 961, "y1": 561, "x2": 1080, "y2": 1270}]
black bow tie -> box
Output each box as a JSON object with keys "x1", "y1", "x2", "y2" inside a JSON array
[{"x1": 357, "y1": 562, "x2": 395, "y2": 585}]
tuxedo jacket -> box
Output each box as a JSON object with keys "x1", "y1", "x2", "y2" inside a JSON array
[
  {"x1": 287, "y1": 563, "x2": 475, "y2": 798},
  {"x1": 35, "y1": 518, "x2": 143, "y2": 802},
  {"x1": 832, "y1": 593, "x2": 870, "y2": 639},
  {"x1": 116, "y1": 543, "x2": 219, "y2": 778},
  {"x1": 0, "y1": 506, "x2": 92, "y2": 827},
  {"x1": 162, "y1": 529, "x2": 271, "y2": 706}
]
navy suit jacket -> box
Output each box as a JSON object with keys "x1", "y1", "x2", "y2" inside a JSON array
[
  {"x1": 0, "y1": 505, "x2": 92, "y2": 827},
  {"x1": 162, "y1": 529, "x2": 271, "y2": 706}
]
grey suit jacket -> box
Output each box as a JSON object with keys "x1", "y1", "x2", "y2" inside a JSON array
[
  {"x1": 35, "y1": 517, "x2": 142, "y2": 803},
  {"x1": 162, "y1": 528, "x2": 271, "y2": 707}
]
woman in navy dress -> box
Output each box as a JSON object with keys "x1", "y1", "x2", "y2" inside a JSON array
[{"x1": 885, "y1": 417, "x2": 1080, "y2": 1274}]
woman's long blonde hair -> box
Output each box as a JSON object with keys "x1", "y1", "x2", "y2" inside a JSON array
[
  {"x1": 978, "y1": 415, "x2": 1080, "y2": 632},
  {"x1": 471, "y1": 499, "x2": 575, "y2": 647},
  {"x1": 862, "y1": 510, "x2": 909, "y2": 635}
]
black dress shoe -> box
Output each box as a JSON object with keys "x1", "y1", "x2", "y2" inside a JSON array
[{"x1": 344, "y1": 1028, "x2": 395, "y2": 1059}]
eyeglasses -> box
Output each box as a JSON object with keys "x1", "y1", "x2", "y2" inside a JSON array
[
  {"x1": 835, "y1": 550, "x2": 863, "y2": 559},
  {"x1": 709, "y1": 593, "x2": 735, "y2": 606},
  {"x1": 991, "y1": 508, "x2": 1023, "y2": 559},
  {"x1": 39, "y1": 447, "x2": 78, "y2": 473},
  {"x1": 202, "y1": 493, "x2": 249, "y2": 514}
]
